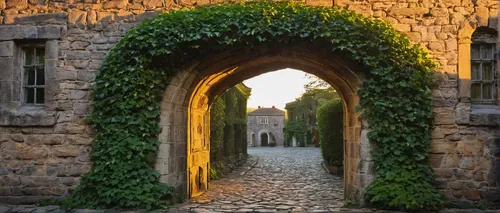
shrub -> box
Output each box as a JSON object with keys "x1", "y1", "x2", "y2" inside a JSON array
[{"x1": 317, "y1": 99, "x2": 343, "y2": 166}]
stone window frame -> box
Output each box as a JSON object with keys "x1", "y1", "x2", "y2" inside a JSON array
[
  {"x1": 0, "y1": 25, "x2": 62, "y2": 127},
  {"x1": 470, "y1": 28, "x2": 498, "y2": 105},
  {"x1": 259, "y1": 116, "x2": 268, "y2": 124},
  {"x1": 458, "y1": 20, "x2": 500, "y2": 107}
]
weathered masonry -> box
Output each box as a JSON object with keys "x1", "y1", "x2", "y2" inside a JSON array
[{"x1": 0, "y1": 0, "x2": 499, "y2": 206}]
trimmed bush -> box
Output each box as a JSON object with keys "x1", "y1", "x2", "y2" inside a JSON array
[{"x1": 317, "y1": 99, "x2": 343, "y2": 166}]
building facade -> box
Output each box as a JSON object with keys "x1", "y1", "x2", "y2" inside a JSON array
[
  {"x1": 285, "y1": 95, "x2": 320, "y2": 147},
  {"x1": 0, "y1": 0, "x2": 498, "y2": 205},
  {"x1": 247, "y1": 106, "x2": 286, "y2": 147}
]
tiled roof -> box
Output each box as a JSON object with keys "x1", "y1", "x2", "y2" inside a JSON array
[{"x1": 248, "y1": 107, "x2": 285, "y2": 116}]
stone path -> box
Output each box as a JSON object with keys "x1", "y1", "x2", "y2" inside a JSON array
[{"x1": 170, "y1": 147, "x2": 345, "y2": 212}]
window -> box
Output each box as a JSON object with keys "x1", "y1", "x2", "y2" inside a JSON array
[
  {"x1": 22, "y1": 46, "x2": 45, "y2": 105},
  {"x1": 470, "y1": 28, "x2": 497, "y2": 104},
  {"x1": 259, "y1": 116, "x2": 268, "y2": 124}
]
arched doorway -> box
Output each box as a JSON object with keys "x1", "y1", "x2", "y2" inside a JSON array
[
  {"x1": 260, "y1": 132, "x2": 269, "y2": 146},
  {"x1": 251, "y1": 133, "x2": 256, "y2": 147},
  {"x1": 161, "y1": 46, "x2": 366, "y2": 198}
]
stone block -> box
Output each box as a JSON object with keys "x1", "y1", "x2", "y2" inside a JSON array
[
  {"x1": 6, "y1": 0, "x2": 27, "y2": 9},
  {"x1": 74, "y1": 103, "x2": 90, "y2": 115},
  {"x1": 65, "y1": 51, "x2": 90, "y2": 60},
  {"x1": 0, "y1": 41, "x2": 14, "y2": 57},
  {"x1": 475, "y1": 7, "x2": 489, "y2": 27},
  {"x1": 17, "y1": 147, "x2": 48, "y2": 160},
  {"x1": 143, "y1": 0, "x2": 162, "y2": 9},
  {"x1": 69, "y1": 10, "x2": 87, "y2": 26},
  {"x1": 69, "y1": 90, "x2": 87, "y2": 99},
  {"x1": 20, "y1": 176, "x2": 58, "y2": 187},
  {"x1": 0, "y1": 57, "x2": 14, "y2": 81},
  {"x1": 389, "y1": 8, "x2": 429, "y2": 16},
  {"x1": 305, "y1": 0, "x2": 332, "y2": 6},
  {"x1": 77, "y1": 71, "x2": 96, "y2": 81},
  {"x1": 56, "y1": 68, "x2": 78, "y2": 80},
  {"x1": 70, "y1": 41, "x2": 90, "y2": 50},
  {"x1": 455, "y1": 102, "x2": 470, "y2": 125},
  {"x1": 464, "y1": 191, "x2": 481, "y2": 201},
  {"x1": 54, "y1": 123, "x2": 86, "y2": 134},
  {"x1": 28, "y1": 0, "x2": 46, "y2": 5},
  {"x1": 434, "y1": 112, "x2": 456, "y2": 125},
  {"x1": 470, "y1": 109, "x2": 500, "y2": 126},
  {"x1": 0, "y1": 26, "x2": 37, "y2": 41},
  {"x1": 103, "y1": 0, "x2": 127, "y2": 9},
  {"x1": 136, "y1": 11, "x2": 161, "y2": 22},
  {"x1": 0, "y1": 110, "x2": 56, "y2": 127},
  {"x1": 431, "y1": 141, "x2": 456, "y2": 154},
  {"x1": 4, "y1": 13, "x2": 66, "y2": 25},
  {"x1": 44, "y1": 135, "x2": 64, "y2": 145},
  {"x1": 53, "y1": 145, "x2": 81, "y2": 157},
  {"x1": 37, "y1": 26, "x2": 63, "y2": 39},
  {"x1": 25, "y1": 135, "x2": 44, "y2": 145}
]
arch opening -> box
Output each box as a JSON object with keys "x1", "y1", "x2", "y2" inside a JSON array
[
  {"x1": 158, "y1": 46, "x2": 371, "y2": 201},
  {"x1": 260, "y1": 132, "x2": 269, "y2": 147}
]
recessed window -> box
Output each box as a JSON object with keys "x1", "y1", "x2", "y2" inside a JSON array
[
  {"x1": 470, "y1": 27, "x2": 497, "y2": 104},
  {"x1": 23, "y1": 46, "x2": 45, "y2": 105},
  {"x1": 259, "y1": 116, "x2": 268, "y2": 124}
]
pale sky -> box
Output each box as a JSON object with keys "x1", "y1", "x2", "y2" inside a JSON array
[{"x1": 243, "y1": 69, "x2": 310, "y2": 110}]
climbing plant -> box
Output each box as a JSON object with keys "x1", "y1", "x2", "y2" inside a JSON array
[
  {"x1": 210, "y1": 84, "x2": 250, "y2": 178},
  {"x1": 64, "y1": 1, "x2": 440, "y2": 211},
  {"x1": 283, "y1": 119, "x2": 307, "y2": 147}
]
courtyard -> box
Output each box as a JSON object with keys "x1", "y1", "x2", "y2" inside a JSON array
[{"x1": 170, "y1": 147, "x2": 344, "y2": 212}]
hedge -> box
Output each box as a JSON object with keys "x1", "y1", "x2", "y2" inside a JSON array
[{"x1": 317, "y1": 99, "x2": 343, "y2": 166}]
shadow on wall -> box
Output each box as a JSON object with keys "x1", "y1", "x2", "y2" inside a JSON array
[{"x1": 489, "y1": 136, "x2": 500, "y2": 207}]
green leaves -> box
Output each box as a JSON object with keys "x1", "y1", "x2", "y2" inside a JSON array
[
  {"x1": 317, "y1": 99, "x2": 343, "y2": 165},
  {"x1": 65, "y1": 1, "x2": 439, "y2": 211}
]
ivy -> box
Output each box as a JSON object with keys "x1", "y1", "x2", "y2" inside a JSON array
[
  {"x1": 209, "y1": 84, "x2": 250, "y2": 178},
  {"x1": 64, "y1": 1, "x2": 440, "y2": 211},
  {"x1": 283, "y1": 119, "x2": 307, "y2": 147}
]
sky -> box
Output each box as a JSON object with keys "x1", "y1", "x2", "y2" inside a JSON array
[{"x1": 243, "y1": 68, "x2": 310, "y2": 110}]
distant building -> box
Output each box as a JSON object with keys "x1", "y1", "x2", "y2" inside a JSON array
[
  {"x1": 247, "y1": 106, "x2": 286, "y2": 147},
  {"x1": 285, "y1": 99, "x2": 319, "y2": 147}
]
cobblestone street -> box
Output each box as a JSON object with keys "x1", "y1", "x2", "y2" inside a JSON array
[{"x1": 172, "y1": 147, "x2": 345, "y2": 212}]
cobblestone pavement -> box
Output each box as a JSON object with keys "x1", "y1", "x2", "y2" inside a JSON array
[{"x1": 171, "y1": 147, "x2": 345, "y2": 212}]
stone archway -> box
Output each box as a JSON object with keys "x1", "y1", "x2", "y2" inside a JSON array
[
  {"x1": 75, "y1": 2, "x2": 437, "y2": 209},
  {"x1": 157, "y1": 46, "x2": 368, "y2": 199}
]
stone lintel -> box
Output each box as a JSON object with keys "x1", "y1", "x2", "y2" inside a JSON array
[
  {"x1": 0, "y1": 25, "x2": 65, "y2": 41},
  {"x1": 4, "y1": 13, "x2": 67, "y2": 25},
  {"x1": 0, "y1": 109, "x2": 56, "y2": 126}
]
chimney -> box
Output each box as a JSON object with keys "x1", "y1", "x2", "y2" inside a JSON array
[{"x1": 272, "y1": 106, "x2": 275, "y2": 108}]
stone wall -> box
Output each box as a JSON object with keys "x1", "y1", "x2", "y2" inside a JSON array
[
  {"x1": 0, "y1": 0, "x2": 499, "y2": 206},
  {"x1": 247, "y1": 114, "x2": 286, "y2": 147}
]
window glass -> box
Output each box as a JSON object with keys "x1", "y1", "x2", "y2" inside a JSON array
[
  {"x1": 23, "y1": 46, "x2": 45, "y2": 105},
  {"x1": 470, "y1": 28, "x2": 496, "y2": 104}
]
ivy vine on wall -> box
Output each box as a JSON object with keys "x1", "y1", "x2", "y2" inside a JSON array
[{"x1": 63, "y1": 1, "x2": 440, "y2": 211}]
